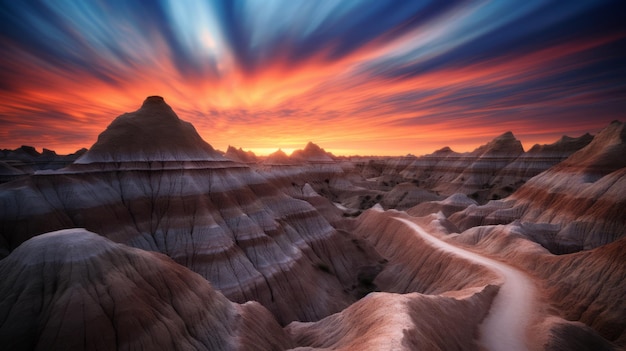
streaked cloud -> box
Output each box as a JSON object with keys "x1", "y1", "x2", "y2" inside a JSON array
[{"x1": 0, "y1": 0, "x2": 624, "y2": 155}]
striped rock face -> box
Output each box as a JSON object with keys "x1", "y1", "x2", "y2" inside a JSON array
[
  {"x1": 0, "y1": 228, "x2": 293, "y2": 351},
  {"x1": 359, "y1": 130, "x2": 592, "y2": 204},
  {"x1": 449, "y1": 121, "x2": 626, "y2": 253},
  {"x1": 0, "y1": 97, "x2": 379, "y2": 324}
]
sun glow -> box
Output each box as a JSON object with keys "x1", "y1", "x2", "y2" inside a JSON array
[{"x1": 0, "y1": 1, "x2": 623, "y2": 156}]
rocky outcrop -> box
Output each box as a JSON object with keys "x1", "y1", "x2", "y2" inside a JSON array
[
  {"x1": 263, "y1": 149, "x2": 294, "y2": 165},
  {"x1": 257, "y1": 144, "x2": 347, "y2": 202},
  {"x1": 290, "y1": 142, "x2": 335, "y2": 163},
  {"x1": 0, "y1": 229, "x2": 292, "y2": 351},
  {"x1": 354, "y1": 209, "x2": 499, "y2": 294},
  {"x1": 0, "y1": 161, "x2": 26, "y2": 183},
  {"x1": 491, "y1": 133, "x2": 593, "y2": 188},
  {"x1": 375, "y1": 132, "x2": 525, "y2": 202},
  {"x1": 0, "y1": 146, "x2": 86, "y2": 175},
  {"x1": 407, "y1": 193, "x2": 477, "y2": 218},
  {"x1": 286, "y1": 287, "x2": 497, "y2": 351},
  {"x1": 357, "y1": 131, "x2": 592, "y2": 204},
  {"x1": 224, "y1": 146, "x2": 258, "y2": 164},
  {"x1": 0, "y1": 97, "x2": 381, "y2": 324},
  {"x1": 449, "y1": 121, "x2": 626, "y2": 253},
  {"x1": 379, "y1": 182, "x2": 442, "y2": 210}
]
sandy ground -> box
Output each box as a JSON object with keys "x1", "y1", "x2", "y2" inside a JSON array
[{"x1": 395, "y1": 217, "x2": 536, "y2": 351}]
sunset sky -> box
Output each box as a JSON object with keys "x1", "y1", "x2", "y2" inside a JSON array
[{"x1": 1, "y1": 0, "x2": 625, "y2": 156}]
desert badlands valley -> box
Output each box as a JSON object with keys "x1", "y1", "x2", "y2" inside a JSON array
[{"x1": 0, "y1": 96, "x2": 624, "y2": 350}]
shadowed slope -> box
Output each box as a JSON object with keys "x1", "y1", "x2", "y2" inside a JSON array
[
  {"x1": 0, "y1": 229, "x2": 292, "y2": 351},
  {"x1": 75, "y1": 96, "x2": 223, "y2": 163}
]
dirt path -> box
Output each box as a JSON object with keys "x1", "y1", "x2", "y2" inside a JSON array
[{"x1": 395, "y1": 217, "x2": 535, "y2": 351}]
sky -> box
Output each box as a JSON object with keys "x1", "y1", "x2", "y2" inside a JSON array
[{"x1": 0, "y1": 0, "x2": 625, "y2": 156}]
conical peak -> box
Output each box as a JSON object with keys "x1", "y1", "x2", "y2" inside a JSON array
[
  {"x1": 291, "y1": 141, "x2": 334, "y2": 162},
  {"x1": 75, "y1": 96, "x2": 224, "y2": 164},
  {"x1": 472, "y1": 131, "x2": 523, "y2": 156},
  {"x1": 432, "y1": 146, "x2": 455, "y2": 155},
  {"x1": 304, "y1": 141, "x2": 322, "y2": 152},
  {"x1": 495, "y1": 131, "x2": 515, "y2": 141}
]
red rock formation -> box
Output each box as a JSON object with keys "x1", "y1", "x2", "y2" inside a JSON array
[
  {"x1": 0, "y1": 228, "x2": 292, "y2": 351},
  {"x1": 353, "y1": 209, "x2": 499, "y2": 294},
  {"x1": 370, "y1": 132, "x2": 524, "y2": 202},
  {"x1": 451, "y1": 222, "x2": 626, "y2": 347},
  {"x1": 286, "y1": 287, "x2": 498, "y2": 351}
]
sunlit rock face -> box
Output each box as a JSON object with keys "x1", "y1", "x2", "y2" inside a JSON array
[
  {"x1": 0, "y1": 229, "x2": 292, "y2": 351},
  {"x1": 286, "y1": 287, "x2": 497, "y2": 351},
  {"x1": 450, "y1": 222, "x2": 626, "y2": 346},
  {"x1": 450, "y1": 121, "x2": 626, "y2": 253},
  {"x1": 0, "y1": 97, "x2": 380, "y2": 324},
  {"x1": 290, "y1": 142, "x2": 335, "y2": 163}
]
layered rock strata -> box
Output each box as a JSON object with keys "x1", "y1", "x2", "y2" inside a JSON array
[
  {"x1": 450, "y1": 121, "x2": 626, "y2": 252},
  {"x1": 0, "y1": 229, "x2": 292, "y2": 351},
  {"x1": 0, "y1": 97, "x2": 380, "y2": 324}
]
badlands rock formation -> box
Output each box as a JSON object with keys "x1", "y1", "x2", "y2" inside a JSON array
[
  {"x1": 0, "y1": 145, "x2": 86, "y2": 181},
  {"x1": 450, "y1": 120, "x2": 626, "y2": 253},
  {"x1": 0, "y1": 97, "x2": 380, "y2": 325},
  {"x1": 257, "y1": 142, "x2": 348, "y2": 201},
  {"x1": 0, "y1": 228, "x2": 292, "y2": 351},
  {"x1": 75, "y1": 96, "x2": 223, "y2": 163},
  {"x1": 224, "y1": 145, "x2": 258, "y2": 164},
  {"x1": 1, "y1": 96, "x2": 623, "y2": 350},
  {"x1": 357, "y1": 130, "x2": 593, "y2": 205}
]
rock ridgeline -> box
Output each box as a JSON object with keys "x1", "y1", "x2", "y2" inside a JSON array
[
  {"x1": 257, "y1": 142, "x2": 346, "y2": 200},
  {"x1": 0, "y1": 146, "x2": 86, "y2": 182},
  {"x1": 224, "y1": 145, "x2": 258, "y2": 163},
  {"x1": 359, "y1": 131, "x2": 592, "y2": 203},
  {"x1": 449, "y1": 120, "x2": 626, "y2": 253}
]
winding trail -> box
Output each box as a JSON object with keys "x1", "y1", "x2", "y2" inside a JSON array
[{"x1": 394, "y1": 217, "x2": 535, "y2": 351}]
